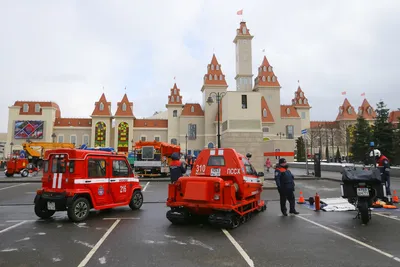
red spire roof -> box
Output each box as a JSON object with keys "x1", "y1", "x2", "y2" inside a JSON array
[
  {"x1": 167, "y1": 83, "x2": 183, "y2": 105},
  {"x1": 254, "y1": 56, "x2": 280, "y2": 87},
  {"x1": 115, "y1": 94, "x2": 134, "y2": 117},
  {"x1": 357, "y1": 98, "x2": 376, "y2": 120},
  {"x1": 181, "y1": 103, "x2": 204, "y2": 116},
  {"x1": 292, "y1": 86, "x2": 310, "y2": 108},
  {"x1": 261, "y1": 97, "x2": 274, "y2": 123},
  {"x1": 336, "y1": 98, "x2": 357, "y2": 121},
  {"x1": 203, "y1": 54, "x2": 227, "y2": 86},
  {"x1": 92, "y1": 93, "x2": 111, "y2": 116}
]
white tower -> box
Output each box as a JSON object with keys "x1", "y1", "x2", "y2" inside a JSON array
[{"x1": 233, "y1": 21, "x2": 254, "y2": 92}]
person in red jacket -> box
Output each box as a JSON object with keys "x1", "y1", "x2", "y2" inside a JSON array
[{"x1": 370, "y1": 149, "x2": 391, "y2": 203}]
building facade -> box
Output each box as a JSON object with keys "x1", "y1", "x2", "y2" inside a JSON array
[{"x1": 5, "y1": 21, "x2": 312, "y2": 171}]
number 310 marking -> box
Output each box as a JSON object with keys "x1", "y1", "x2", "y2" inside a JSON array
[
  {"x1": 120, "y1": 185, "x2": 127, "y2": 193},
  {"x1": 196, "y1": 164, "x2": 206, "y2": 173}
]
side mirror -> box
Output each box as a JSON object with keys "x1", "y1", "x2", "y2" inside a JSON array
[{"x1": 257, "y1": 172, "x2": 264, "y2": 177}]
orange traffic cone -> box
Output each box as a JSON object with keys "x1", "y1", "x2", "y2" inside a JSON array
[
  {"x1": 297, "y1": 191, "x2": 306, "y2": 204},
  {"x1": 392, "y1": 190, "x2": 399, "y2": 203}
]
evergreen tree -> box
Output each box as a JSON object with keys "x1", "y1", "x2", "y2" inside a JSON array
[
  {"x1": 351, "y1": 115, "x2": 372, "y2": 162},
  {"x1": 393, "y1": 120, "x2": 400, "y2": 165},
  {"x1": 336, "y1": 147, "x2": 341, "y2": 162},
  {"x1": 296, "y1": 137, "x2": 306, "y2": 162},
  {"x1": 372, "y1": 101, "x2": 394, "y2": 160}
]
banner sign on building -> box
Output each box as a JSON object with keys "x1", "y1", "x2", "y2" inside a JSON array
[{"x1": 14, "y1": 120, "x2": 44, "y2": 139}]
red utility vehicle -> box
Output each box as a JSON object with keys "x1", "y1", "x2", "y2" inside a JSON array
[
  {"x1": 166, "y1": 148, "x2": 266, "y2": 229},
  {"x1": 5, "y1": 157, "x2": 30, "y2": 177},
  {"x1": 34, "y1": 148, "x2": 143, "y2": 222}
]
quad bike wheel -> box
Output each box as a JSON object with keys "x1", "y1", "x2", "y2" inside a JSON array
[
  {"x1": 359, "y1": 200, "x2": 370, "y2": 225},
  {"x1": 67, "y1": 197, "x2": 90, "y2": 222},
  {"x1": 34, "y1": 200, "x2": 56, "y2": 219},
  {"x1": 129, "y1": 190, "x2": 143, "y2": 210}
]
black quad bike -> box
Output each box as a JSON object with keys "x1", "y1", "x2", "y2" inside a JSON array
[{"x1": 340, "y1": 167, "x2": 386, "y2": 225}]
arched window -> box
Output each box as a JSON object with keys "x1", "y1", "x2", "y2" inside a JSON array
[
  {"x1": 174, "y1": 89, "x2": 177, "y2": 95},
  {"x1": 214, "y1": 74, "x2": 217, "y2": 80},
  {"x1": 122, "y1": 103, "x2": 126, "y2": 111},
  {"x1": 99, "y1": 102, "x2": 104, "y2": 111},
  {"x1": 348, "y1": 107, "x2": 352, "y2": 114},
  {"x1": 207, "y1": 142, "x2": 214, "y2": 148},
  {"x1": 242, "y1": 26, "x2": 247, "y2": 34},
  {"x1": 263, "y1": 66, "x2": 267, "y2": 72},
  {"x1": 173, "y1": 110, "x2": 177, "y2": 117},
  {"x1": 286, "y1": 108, "x2": 291, "y2": 114},
  {"x1": 262, "y1": 76, "x2": 266, "y2": 82},
  {"x1": 272, "y1": 76, "x2": 276, "y2": 82},
  {"x1": 300, "y1": 92, "x2": 303, "y2": 97},
  {"x1": 216, "y1": 65, "x2": 220, "y2": 70},
  {"x1": 299, "y1": 99, "x2": 303, "y2": 104},
  {"x1": 23, "y1": 103, "x2": 29, "y2": 112},
  {"x1": 262, "y1": 108, "x2": 267, "y2": 117},
  {"x1": 304, "y1": 99, "x2": 308, "y2": 104},
  {"x1": 267, "y1": 76, "x2": 271, "y2": 82},
  {"x1": 219, "y1": 75, "x2": 223, "y2": 80},
  {"x1": 170, "y1": 96, "x2": 174, "y2": 102},
  {"x1": 292, "y1": 99, "x2": 296, "y2": 105},
  {"x1": 268, "y1": 66, "x2": 272, "y2": 72},
  {"x1": 190, "y1": 106, "x2": 195, "y2": 112},
  {"x1": 211, "y1": 64, "x2": 214, "y2": 70},
  {"x1": 209, "y1": 74, "x2": 212, "y2": 80},
  {"x1": 176, "y1": 96, "x2": 180, "y2": 102},
  {"x1": 339, "y1": 107, "x2": 343, "y2": 114},
  {"x1": 35, "y1": 103, "x2": 40, "y2": 112}
]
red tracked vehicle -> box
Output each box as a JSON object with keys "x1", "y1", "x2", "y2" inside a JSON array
[
  {"x1": 34, "y1": 148, "x2": 143, "y2": 222},
  {"x1": 166, "y1": 148, "x2": 266, "y2": 229}
]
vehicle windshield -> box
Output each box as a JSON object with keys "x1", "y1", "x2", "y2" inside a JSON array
[{"x1": 241, "y1": 157, "x2": 257, "y2": 175}]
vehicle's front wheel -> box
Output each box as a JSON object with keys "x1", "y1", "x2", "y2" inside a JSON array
[
  {"x1": 5, "y1": 172, "x2": 13, "y2": 177},
  {"x1": 21, "y1": 169, "x2": 29, "y2": 177},
  {"x1": 67, "y1": 197, "x2": 90, "y2": 222},
  {"x1": 129, "y1": 190, "x2": 143, "y2": 210},
  {"x1": 34, "y1": 200, "x2": 56, "y2": 219}
]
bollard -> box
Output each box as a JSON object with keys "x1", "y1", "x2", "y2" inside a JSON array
[{"x1": 315, "y1": 193, "x2": 320, "y2": 211}]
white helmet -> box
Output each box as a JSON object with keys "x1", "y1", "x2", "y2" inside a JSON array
[{"x1": 369, "y1": 149, "x2": 381, "y2": 158}]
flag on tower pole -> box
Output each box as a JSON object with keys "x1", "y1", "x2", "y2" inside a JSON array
[
  {"x1": 237, "y1": 9, "x2": 243, "y2": 15},
  {"x1": 341, "y1": 91, "x2": 346, "y2": 95},
  {"x1": 361, "y1": 92, "x2": 366, "y2": 97}
]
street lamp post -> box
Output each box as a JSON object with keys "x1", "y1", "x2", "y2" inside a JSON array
[
  {"x1": 185, "y1": 134, "x2": 188, "y2": 157},
  {"x1": 206, "y1": 92, "x2": 226, "y2": 148},
  {"x1": 277, "y1": 132, "x2": 285, "y2": 139},
  {"x1": 52, "y1": 133, "x2": 57, "y2": 143},
  {"x1": 10, "y1": 142, "x2": 14, "y2": 158}
]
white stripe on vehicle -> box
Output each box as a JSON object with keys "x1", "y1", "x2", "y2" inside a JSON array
[
  {"x1": 74, "y1": 177, "x2": 139, "y2": 184},
  {"x1": 57, "y1": 173, "x2": 63, "y2": 189},
  {"x1": 52, "y1": 173, "x2": 57, "y2": 188}
]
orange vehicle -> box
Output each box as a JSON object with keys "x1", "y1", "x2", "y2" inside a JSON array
[
  {"x1": 5, "y1": 157, "x2": 30, "y2": 177},
  {"x1": 34, "y1": 148, "x2": 143, "y2": 222},
  {"x1": 133, "y1": 141, "x2": 181, "y2": 177},
  {"x1": 166, "y1": 148, "x2": 266, "y2": 229}
]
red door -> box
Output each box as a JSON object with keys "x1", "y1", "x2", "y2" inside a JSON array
[
  {"x1": 109, "y1": 159, "x2": 131, "y2": 203},
  {"x1": 85, "y1": 157, "x2": 111, "y2": 207}
]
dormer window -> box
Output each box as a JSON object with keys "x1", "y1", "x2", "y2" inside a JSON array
[
  {"x1": 122, "y1": 103, "x2": 127, "y2": 111},
  {"x1": 304, "y1": 99, "x2": 308, "y2": 104},
  {"x1": 299, "y1": 99, "x2": 302, "y2": 104},
  {"x1": 300, "y1": 92, "x2": 303, "y2": 97},
  {"x1": 219, "y1": 75, "x2": 223, "y2": 80},
  {"x1": 286, "y1": 108, "x2": 291, "y2": 114},
  {"x1": 292, "y1": 99, "x2": 296, "y2": 105},
  {"x1": 272, "y1": 76, "x2": 276, "y2": 82},
  {"x1": 209, "y1": 74, "x2": 212, "y2": 80},
  {"x1": 191, "y1": 106, "x2": 195, "y2": 113},
  {"x1": 268, "y1": 66, "x2": 272, "y2": 72},
  {"x1": 99, "y1": 102, "x2": 104, "y2": 111},
  {"x1": 174, "y1": 89, "x2": 177, "y2": 95},
  {"x1": 339, "y1": 107, "x2": 343, "y2": 115},
  {"x1": 216, "y1": 65, "x2": 220, "y2": 70},
  {"x1": 367, "y1": 107, "x2": 372, "y2": 115},
  {"x1": 23, "y1": 103, "x2": 29, "y2": 112},
  {"x1": 267, "y1": 76, "x2": 271, "y2": 82},
  {"x1": 263, "y1": 66, "x2": 267, "y2": 72},
  {"x1": 176, "y1": 96, "x2": 180, "y2": 102},
  {"x1": 262, "y1": 108, "x2": 267, "y2": 117},
  {"x1": 211, "y1": 64, "x2": 214, "y2": 70},
  {"x1": 242, "y1": 26, "x2": 247, "y2": 34},
  {"x1": 171, "y1": 96, "x2": 174, "y2": 102},
  {"x1": 35, "y1": 103, "x2": 40, "y2": 112},
  {"x1": 262, "y1": 76, "x2": 266, "y2": 82},
  {"x1": 348, "y1": 107, "x2": 352, "y2": 114},
  {"x1": 214, "y1": 74, "x2": 217, "y2": 80}
]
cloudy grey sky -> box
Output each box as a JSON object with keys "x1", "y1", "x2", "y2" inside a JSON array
[{"x1": 1, "y1": 0, "x2": 399, "y2": 133}]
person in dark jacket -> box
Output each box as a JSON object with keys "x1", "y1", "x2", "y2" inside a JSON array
[
  {"x1": 370, "y1": 149, "x2": 392, "y2": 203},
  {"x1": 170, "y1": 152, "x2": 187, "y2": 183},
  {"x1": 274, "y1": 158, "x2": 299, "y2": 216}
]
